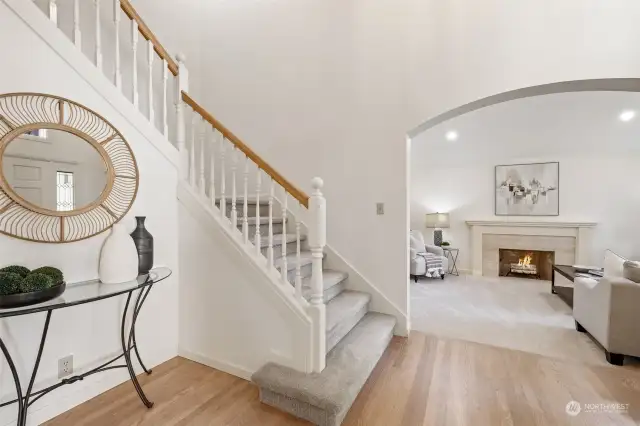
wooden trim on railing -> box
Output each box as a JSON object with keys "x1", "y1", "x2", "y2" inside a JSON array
[
  {"x1": 181, "y1": 91, "x2": 310, "y2": 208},
  {"x1": 120, "y1": 0, "x2": 179, "y2": 76}
]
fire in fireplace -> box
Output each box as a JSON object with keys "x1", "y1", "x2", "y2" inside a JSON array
[{"x1": 499, "y1": 249, "x2": 554, "y2": 280}]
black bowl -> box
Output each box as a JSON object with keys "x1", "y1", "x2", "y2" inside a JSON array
[{"x1": 0, "y1": 282, "x2": 66, "y2": 309}]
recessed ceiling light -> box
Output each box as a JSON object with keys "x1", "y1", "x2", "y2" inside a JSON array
[
  {"x1": 445, "y1": 131, "x2": 458, "y2": 141},
  {"x1": 619, "y1": 110, "x2": 636, "y2": 122}
]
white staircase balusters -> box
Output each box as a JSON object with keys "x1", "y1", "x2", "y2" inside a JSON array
[
  {"x1": 113, "y1": 0, "x2": 121, "y2": 89},
  {"x1": 219, "y1": 135, "x2": 226, "y2": 218},
  {"x1": 242, "y1": 157, "x2": 249, "y2": 243},
  {"x1": 280, "y1": 190, "x2": 288, "y2": 283},
  {"x1": 267, "y1": 179, "x2": 274, "y2": 267},
  {"x1": 255, "y1": 171, "x2": 262, "y2": 256},
  {"x1": 162, "y1": 59, "x2": 169, "y2": 136},
  {"x1": 198, "y1": 118, "x2": 206, "y2": 195},
  {"x1": 308, "y1": 177, "x2": 327, "y2": 372},
  {"x1": 209, "y1": 128, "x2": 216, "y2": 207},
  {"x1": 230, "y1": 147, "x2": 238, "y2": 229},
  {"x1": 189, "y1": 116, "x2": 197, "y2": 187},
  {"x1": 94, "y1": 0, "x2": 102, "y2": 71},
  {"x1": 131, "y1": 20, "x2": 139, "y2": 108},
  {"x1": 49, "y1": 0, "x2": 57, "y2": 25},
  {"x1": 147, "y1": 39, "x2": 154, "y2": 124},
  {"x1": 176, "y1": 54, "x2": 189, "y2": 181},
  {"x1": 73, "y1": 0, "x2": 81, "y2": 48},
  {"x1": 295, "y1": 201, "x2": 302, "y2": 300}
]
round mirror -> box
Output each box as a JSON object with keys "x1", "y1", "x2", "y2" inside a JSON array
[{"x1": 1, "y1": 128, "x2": 108, "y2": 213}]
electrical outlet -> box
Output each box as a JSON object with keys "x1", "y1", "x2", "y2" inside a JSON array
[
  {"x1": 376, "y1": 203, "x2": 385, "y2": 215},
  {"x1": 58, "y1": 354, "x2": 73, "y2": 379}
]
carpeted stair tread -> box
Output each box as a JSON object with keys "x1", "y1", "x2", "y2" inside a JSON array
[
  {"x1": 302, "y1": 270, "x2": 348, "y2": 303},
  {"x1": 326, "y1": 291, "x2": 370, "y2": 336},
  {"x1": 216, "y1": 196, "x2": 269, "y2": 205},
  {"x1": 252, "y1": 312, "x2": 396, "y2": 426},
  {"x1": 243, "y1": 217, "x2": 286, "y2": 225},
  {"x1": 259, "y1": 233, "x2": 306, "y2": 248},
  {"x1": 274, "y1": 251, "x2": 315, "y2": 272}
]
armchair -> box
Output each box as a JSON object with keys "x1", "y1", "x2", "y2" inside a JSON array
[{"x1": 409, "y1": 230, "x2": 447, "y2": 282}]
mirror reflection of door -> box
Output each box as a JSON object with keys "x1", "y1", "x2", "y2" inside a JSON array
[{"x1": 2, "y1": 129, "x2": 107, "y2": 212}]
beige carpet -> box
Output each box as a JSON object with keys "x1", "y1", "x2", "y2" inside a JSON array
[{"x1": 410, "y1": 274, "x2": 610, "y2": 366}]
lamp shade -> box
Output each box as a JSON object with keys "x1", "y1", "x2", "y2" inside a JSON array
[{"x1": 425, "y1": 212, "x2": 450, "y2": 229}]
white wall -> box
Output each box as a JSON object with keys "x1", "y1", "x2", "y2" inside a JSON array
[
  {"x1": 0, "y1": 3, "x2": 179, "y2": 424},
  {"x1": 127, "y1": 0, "x2": 640, "y2": 331}
]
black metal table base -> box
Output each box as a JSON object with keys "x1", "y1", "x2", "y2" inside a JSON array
[{"x1": 0, "y1": 285, "x2": 155, "y2": 426}]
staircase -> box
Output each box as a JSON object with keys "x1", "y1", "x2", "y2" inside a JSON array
[{"x1": 15, "y1": 1, "x2": 398, "y2": 424}]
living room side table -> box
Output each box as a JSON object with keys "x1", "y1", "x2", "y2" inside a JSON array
[
  {"x1": 443, "y1": 247, "x2": 460, "y2": 276},
  {"x1": 0, "y1": 267, "x2": 171, "y2": 426}
]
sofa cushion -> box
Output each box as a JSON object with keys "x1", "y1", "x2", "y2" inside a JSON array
[
  {"x1": 623, "y1": 261, "x2": 640, "y2": 283},
  {"x1": 604, "y1": 250, "x2": 626, "y2": 278}
]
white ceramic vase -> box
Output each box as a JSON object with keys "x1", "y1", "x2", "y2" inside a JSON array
[{"x1": 99, "y1": 223, "x2": 139, "y2": 284}]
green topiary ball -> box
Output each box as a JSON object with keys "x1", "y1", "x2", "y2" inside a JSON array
[
  {"x1": 20, "y1": 273, "x2": 53, "y2": 293},
  {"x1": 31, "y1": 267, "x2": 64, "y2": 284},
  {"x1": 0, "y1": 265, "x2": 30, "y2": 278},
  {"x1": 0, "y1": 272, "x2": 24, "y2": 295}
]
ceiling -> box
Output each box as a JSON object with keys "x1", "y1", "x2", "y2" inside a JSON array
[{"x1": 412, "y1": 91, "x2": 640, "y2": 165}]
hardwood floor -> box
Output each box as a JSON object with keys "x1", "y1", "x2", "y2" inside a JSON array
[{"x1": 44, "y1": 332, "x2": 640, "y2": 426}]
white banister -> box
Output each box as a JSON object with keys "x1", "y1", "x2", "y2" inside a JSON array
[
  {"x1": 73, "y1": 0, "x2": 81, "y2": 48},
  {"x1": 162, "y1": 59, "x2": 169, "y2": 136},
  {"x1": 254, "y1": 171, "x2": 262, "y2": 256},
  {"x1": 280, "y1": 190, "x2": 288, "y2": 283},
  {"x1": 307, "y1": 177, "x2": 326, "y2": 372},
  {"x1": 94, "y1": 0, "x2": 102, "y2": 71},
  {"x1": 198, "y1": 118, "x2": 205, "y2": 195},
  {"x1": 49, "y1": 0, "x2": 57, "y2": 25},
  {"x1": 219, "y1": 137, "x2": 226, "y2": 217},
  {"x1": 267, "y1": 179, "x2": 274, "y2": 266},
  {"x1": 230, "y1": 148, "x2": 238, "y2": 229},
  {"x1": 295, "y1": 202, "x2": 302, "y2": 299},
  {"x1": 131, "y1": 20, "x2": 139, "y2": 107},
  {"x1": 147, "y1": 39, "x2": 154, "y2": 123},
  {"x1": 209, "y1": 129, "x2": 216, "y2": 206},
  {"x1": 175, "y1": 53, "x2": 189, "y2": 181},
  {"x1": 242, "y1": 158, "x2": 249, "y2": 243},
  {"x1": 189, "y1": 116, "x2": 197, "y2": 187},
  {"x1": 113, "y1": 0, "x2": 121, "y2": 89}
]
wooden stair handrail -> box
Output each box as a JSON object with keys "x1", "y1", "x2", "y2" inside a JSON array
[
  {"x1": 120, "y1": 0, "x2": 178, "y2": 76},
  {"x1": 182, "y1": 91, "x2": 310, "y2": 208}
]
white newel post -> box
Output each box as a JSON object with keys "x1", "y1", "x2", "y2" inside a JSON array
[
  {"x1": 175, "y1": 53, "x2": 189, "y2": 181},
  {"x1": 307, "y1": 177, "x2": 326, "y2": 372}
]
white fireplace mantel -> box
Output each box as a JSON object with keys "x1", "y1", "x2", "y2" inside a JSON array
[
  {"x1": 466, "y1": 220, "x2": 597, "y2": 276},
  {"x1": 465, "y1": 220, "x2": 597, "y2": 228}
]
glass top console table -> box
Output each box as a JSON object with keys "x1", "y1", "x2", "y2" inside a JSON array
[{"x1": 0, "y1": 267, "x2": 172, "y2": 426}]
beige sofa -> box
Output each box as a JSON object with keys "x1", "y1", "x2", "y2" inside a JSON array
[{"x1": 573, "y1": 250, "x2": 640, "y2": 365}]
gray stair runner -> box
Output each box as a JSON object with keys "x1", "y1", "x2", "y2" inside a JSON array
[
  {"x1": 252, "y1": 313, "x2": 396, "y2": 426},
  {"x1": 225, "y1": 197, "x2": 396, "y2": 425}
]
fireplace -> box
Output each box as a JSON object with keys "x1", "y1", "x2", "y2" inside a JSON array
[{"x1": 498, "y1": 249, "x2": 554, "y2": 280}]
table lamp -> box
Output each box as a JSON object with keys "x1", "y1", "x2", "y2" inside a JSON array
[{"x1": 425, "y1": 212, "x2": 450, "y2": 246}]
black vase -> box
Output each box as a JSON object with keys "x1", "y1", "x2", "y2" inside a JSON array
[{"x1": 130, "y1": 216, "x2": 154, "y2": 274}]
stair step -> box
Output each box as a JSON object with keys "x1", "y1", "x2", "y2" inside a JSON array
[
  {"x1": 325, "y1": 291, "x2": 370, "y2": 353},
  {"x1": 258, "y1": 233, "x2": 305, "y2": 249},
  {"x1": 216, "y1": 196, "x2": 269, "y2": 206},
  {"x1": 302, "y1": 270, "x2": 348, "y2": 303},
  {"x1": 252, "y1": 313, "x2": 397, "y2": 426}
]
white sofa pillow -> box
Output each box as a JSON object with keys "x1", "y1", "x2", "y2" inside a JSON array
[{"x1": 604, "y1": 249, "x2": 627, "y2": 278}]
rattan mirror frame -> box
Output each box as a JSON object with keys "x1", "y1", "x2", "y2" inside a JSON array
[{"x1": 0, "y1": 93, "x2": 139, "y2": 243}]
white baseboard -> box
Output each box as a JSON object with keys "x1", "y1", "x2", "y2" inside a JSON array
[{"x1": 178, "y1": 348, "x2": 253, "y2": 381}]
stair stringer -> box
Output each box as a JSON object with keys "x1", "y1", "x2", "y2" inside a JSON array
[{"x1": 177, "y1": 182, "x2": 315, "y2": 375}]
